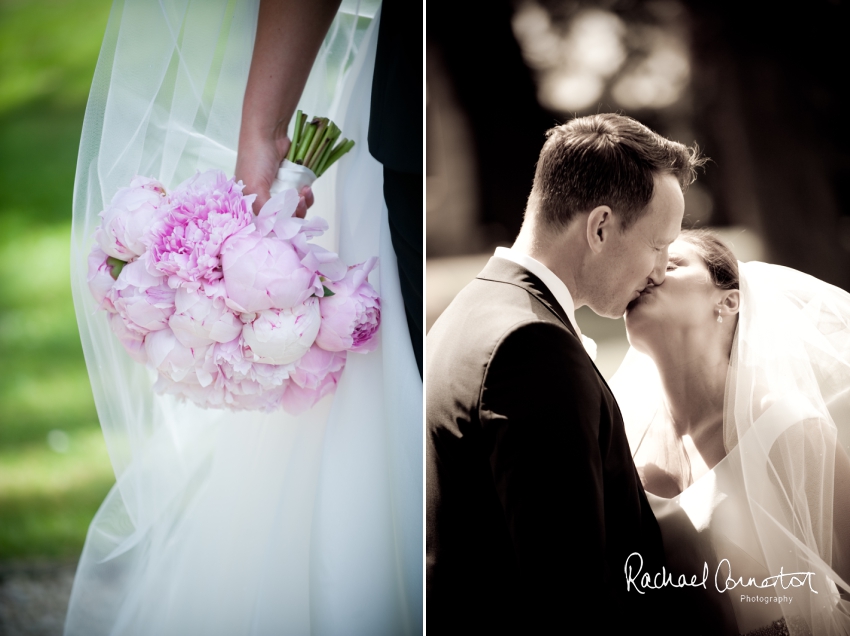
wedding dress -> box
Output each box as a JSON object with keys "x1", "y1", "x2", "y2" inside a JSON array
[
  {"x1": 66, "y1": 1, "x2": 422, "y2": 634},
  {"x1": 612, "y1": 261, "x2": 850, "y2": 635}
]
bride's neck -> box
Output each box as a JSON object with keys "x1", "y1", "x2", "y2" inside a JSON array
[{"x1": 649, "y1": 331, "x2": 731, "y2": 438}]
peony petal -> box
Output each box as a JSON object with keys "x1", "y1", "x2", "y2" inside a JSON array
[
  {"x1": 208, "y1": 312, "x2": 243, "y2": 343},
  {"x1": 300, "y1": 245, "x2": 347, "y2": 281},
  {"x1": 242, "y1": 300, "x2": 320, "y2": 365},
  {"x1": 256, "y1": 188, "x2": 298, "y2": 236},
  {"x1": 145, "y1": 329, "x2": 177, "y2": 369}
]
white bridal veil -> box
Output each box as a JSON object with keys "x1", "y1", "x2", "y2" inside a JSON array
[
  {"x1": 612, "y1": 261, "x2": 850, "y2": 635},
  {"x1": 67, "y1": 1, "x2": 422, "y2": 634}
]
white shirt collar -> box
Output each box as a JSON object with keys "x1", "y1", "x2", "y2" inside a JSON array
[{"x1": 494, "y1": 246, "x2": 582, "y2": 338}]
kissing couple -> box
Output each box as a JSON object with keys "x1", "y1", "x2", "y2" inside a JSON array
[{"x1": 426, "y1": 114, "x2": 850, "y2": 635}]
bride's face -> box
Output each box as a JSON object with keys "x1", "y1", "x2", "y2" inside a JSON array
[{"x1": 624, "y1": 239, "x2": 725, "y2": 349}]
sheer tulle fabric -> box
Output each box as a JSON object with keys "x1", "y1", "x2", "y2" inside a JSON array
[
  {"x1": 612, "y1": 262, "x2": 850, "y2": 635},
  {"x1": 66, "y1": 1, "x2": 422, "y2": 634}
]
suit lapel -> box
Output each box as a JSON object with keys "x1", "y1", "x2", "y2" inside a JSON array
[
  {"x1": 477, "y1": 256, "x2": 615, "y2": 390},
  {"x1": 476, "y1": 256, "x2": 577, "y2": 338}
]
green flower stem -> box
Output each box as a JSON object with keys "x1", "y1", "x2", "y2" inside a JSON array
[
  {"x1": 317, "y1": 138, "x2": 355, "y2": 176},
  {"x1": 303, "y1": 117, "x2": 328, "y2": 168},
  {"x1": 308, "y1": 121, "x2": 337, "y2": 171},
  {"x1": 298, "y1": 111, "x2": 308, "y2": 140},
  {"x1": 286, "y1": 109, "x2": 304, "y2": 162},
  {"x1": 279, "y1": 113, "x2": 353, "y2": 175},
  {"x1": 316, "y1": 140, "x2": 341, "y2": 176},
  {"x1": 313, "y1": 124, "x2": 341, "y2": 174},
  {"x1": 295, "y1": 119, "x2": 319, "y2": 164},
  {"x1": 307, "y1": 138, "x2": 330, "y2": 172}
]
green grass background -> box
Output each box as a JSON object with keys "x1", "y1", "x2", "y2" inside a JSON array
[{"x1": 0, "y1": 0, "x2": 115, "y2": 561}]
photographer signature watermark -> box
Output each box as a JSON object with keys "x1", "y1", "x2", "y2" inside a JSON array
[{"x1": 624, "y1": 552, "x2": 817, "y2": 596}]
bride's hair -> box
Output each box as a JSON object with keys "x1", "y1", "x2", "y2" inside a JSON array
[
  {"x1": 526, "y1": 113, "x2": 707, "y2": 231},
  {"x1": 678, "y1": 229, "x2": 739, "y2": 290}
]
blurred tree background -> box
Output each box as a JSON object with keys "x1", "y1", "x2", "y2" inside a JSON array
[
  {"x1": 427, "y1": 0, "x2": 850, "y2": 375},
  {"x1": 0, "y1": 0, "x2": 114, "y2": 562}
]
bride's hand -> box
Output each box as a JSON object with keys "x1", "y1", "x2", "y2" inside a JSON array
[{"x1": 235, "y1": 134, "x2": 314, "y2": 218}]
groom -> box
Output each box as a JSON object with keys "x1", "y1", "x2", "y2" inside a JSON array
[{"x1": 426, "y1": 113, "x2": 702, "y2": 633}]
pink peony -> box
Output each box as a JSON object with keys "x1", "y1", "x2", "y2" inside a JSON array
[
  {"x1": 281, "y1": 345, "x2": 346, "y2": 415},
  {"x1": 168, "y1": 288, "x2": 242, "y2": 349},
  {"x1": 221, "y1": 229, "x2": 319, "y2": 313},
  {"x1": 109, "y1": 260, "x2": 176, "y2": 334},
  {"x1": 253, "y1": 188, "x2": 300, "y2": 236},
  {"x1": 300, "y1": 243, "x2": 347, "y2": 282},
  {"x1": 107, "y1": 312, "x2": 147, "y2": 364},
  {"x1": 268, "y1": 205, "x2": 346, "y2": 280},
  {"x1": 151, "y1": 337, "x2": 290, "y2": 412},
  {"x1": 88, "y1": 168, "x2": 382, "y2": 414},
  {"x1": 96, "y1": 176, "x2": 167, "y2": 260},
  {"x1": 151, "y1": 364, "x2": 279, "y2": 411},
  {"x1": 87, "y1": 247, "x2": 118, "y2": 312},
  {"x1": 220, "y1": 189, "x2": 345, "y2": 313},
  {"x1": 209, "y1": 337, "x2": 293, "y2": 391},
  {"x1": 144, "y1": 329, "x2": 211, "y2": 384},
  {"x1": 315, "y1": 257, "x2": 381, "y2": 353},
  {"x1": 241, "y1": 299, "x2": 321, "y2": 365},
  {"x1": 147, "y1": 170, "x2": 255, "y2": 293},
  {"x1": 154, "y1": 372, "x2": 219, "y2": 409},
  {"x1": 289, "y1": 344, "x2": 347, "y2": 390}
]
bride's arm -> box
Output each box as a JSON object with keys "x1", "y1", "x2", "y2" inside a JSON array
[{"x1": 235, "y1": 0, "x2": 341, "y2": 213}]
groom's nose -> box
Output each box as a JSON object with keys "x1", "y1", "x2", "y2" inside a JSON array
[{"x1": 648, "y1": 254, "x2": 666, "y2": 286}]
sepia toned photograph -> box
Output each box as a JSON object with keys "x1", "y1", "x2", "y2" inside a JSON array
[{"x1": 426, "y1": 1, "x2": 850, "y2": 634}]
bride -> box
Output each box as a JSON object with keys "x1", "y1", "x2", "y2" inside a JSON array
[
  {"x1": 612, "y1": 229, "x2": 850, "y2": 635},
  {"x1": 65, "y1": 0, "x2": 421, "y2": 634}
]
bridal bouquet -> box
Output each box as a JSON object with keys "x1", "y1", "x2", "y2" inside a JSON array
[{"x1": 86, "y1": 120, "x2": 379, "y2": 414}]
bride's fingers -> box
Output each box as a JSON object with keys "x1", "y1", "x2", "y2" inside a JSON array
[
  {"x1": 292, "y1": 186, "x2": 313, "y2": 218},
  {"x1": 300, "y1": 186, "x2": 314, "y2": 209},
  {"x1": 293, "y1": 195, "x2": 307, "y2": 219},
  {"x1": 253, "y1": 188, "x2": 271, "y2": 215}
]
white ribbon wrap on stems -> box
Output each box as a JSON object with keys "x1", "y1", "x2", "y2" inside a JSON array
[{"x1": 271, "y1": 158, "x2": 317, "y2": 195}]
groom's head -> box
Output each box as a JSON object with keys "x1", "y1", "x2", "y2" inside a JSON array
[{"x1": 524, "y1": 113, "x2": 704, "y2": 318}]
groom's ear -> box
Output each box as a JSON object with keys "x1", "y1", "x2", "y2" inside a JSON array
[
  {"x1": 722, "y1": 290, "x2": 741, "y2": 315},
  {"x1": 586, "y1": 205, "x2": 614, "y2": 254}
]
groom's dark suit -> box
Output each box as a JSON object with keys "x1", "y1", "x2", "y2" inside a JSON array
[{"x1": 426, "y1": 256, "x2": 666, "y2": 634}]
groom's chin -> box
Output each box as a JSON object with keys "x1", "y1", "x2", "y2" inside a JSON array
[{"x1": 590, "y1": 301, "x2": 629, "y2": 320}]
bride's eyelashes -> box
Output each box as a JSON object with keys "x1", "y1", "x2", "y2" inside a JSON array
[{"x1": 666, "y1": 255, "x2": 684, "y2": 271}]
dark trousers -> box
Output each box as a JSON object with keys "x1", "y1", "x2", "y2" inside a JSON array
[{"x1": 383, "y1": 166, "x2": 422, "y2": 377}]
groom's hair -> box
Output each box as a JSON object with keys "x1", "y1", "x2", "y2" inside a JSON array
[{"x1": 527, "y1": 113, "x2": 705, "y2": 231}]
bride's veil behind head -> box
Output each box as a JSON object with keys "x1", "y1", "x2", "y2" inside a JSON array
[
  {"x1": 730, "y1": 262, "x2": 850, "y2": 634},
  {"x1": 612, "y1": 260, "x2": 850, "y2": 635}
]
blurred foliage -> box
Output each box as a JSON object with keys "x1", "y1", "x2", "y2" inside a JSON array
[
  {"x1": 0, "y1": 0, "x2": 110, "y2": 115},
  {"x1": 0, "y1": 0, "x2": 114, "y2": 560}
]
